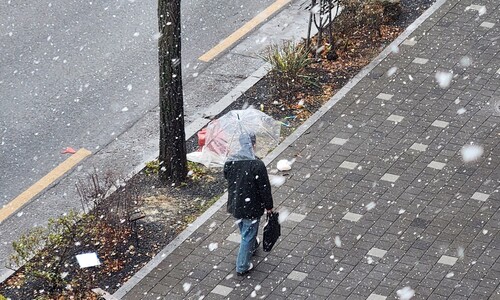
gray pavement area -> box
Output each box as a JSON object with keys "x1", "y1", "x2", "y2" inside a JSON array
[
  {"x1": 0, "y1": 0, "x2": 315, "y2": 283},
  {"x1": 117, "y1": 0, "x2": 500, "y2": 299}
]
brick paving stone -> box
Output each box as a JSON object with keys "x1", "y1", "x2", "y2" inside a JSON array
[
  {"x1": 409, "y1": 142, "x2": 428, "y2": 151},
  {"x1": 367, "y1": 247, "x2": 388, "y2": 258},
  {"x1": 339, "y1": 161, "x2": 359, "y2": 170},
  {"x1": 480, "y1": 21, "x2": 495, "y2": 28},
  {"x1": 366, "y1": 293, "x2": 387, "y2": 300},
  {"x1": 376, "y1": 93, "x2": 394, "y2": 100},
  {"x1": 330, "y1": 137, "x2": 348, "y2": 145},
  {"x1": 210, "y1": 284, "x2": 233, "y2": 296},
  {"x1": 386, "y1": 114, "x2": 405, "y2": 123},
  {"x1": 471, "y1": 192, "x2": 490, "y2": 201},
  {"x1": 342, "y1": 212, "x2": 363, "y2": 222},
  {"x1": 427, "y1": 161, "x2": 446, "y2": 170},
  {"x1": 412, "y1": 57, "x2": 429, "y2": 64},
  {"x1": 432, "y1": 119, "x2": 450, "y2": 128},
  {"x1": 380, "y1": 173, "x2": 399, "y2": 182}
]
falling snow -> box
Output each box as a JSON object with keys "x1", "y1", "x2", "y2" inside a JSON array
[
  {"x1": 269, "y1": 175, "x2": 286, "y2": 187},
  {"x1": 387, "y1": 66, "x2": 398, "y2": 77},
  {"x1": 208, "y1": 243, "x2": 218, "y2": 251},
  {"x1": 460, "y1": 144, "x2": 483, "y2": 162},
  {"x1": 366, "y1": 202, "x2": 376, "y2": 211},
  {"x1": 182, "y1": 282, "x2": 191, "y2": 292},
  {"x1": 334, "y1": 236, "x2": 342, "y2": 247},
  {"x1": 278, "y1": 209, "x2": 290, "y2": 224},
  {"x1": 460, "y1": 56, "x2": 471, "y2": 67},
  {"x1": 397, "y1": 286, "x2": 415, "y2": 300},
  {"x1": 435, "y1": 71, "x2": 453, "y2": 88}
]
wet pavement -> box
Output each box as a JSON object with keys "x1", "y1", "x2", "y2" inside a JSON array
[{"x1": 120, "y1": 0, "x2": 500, "y2": 299}]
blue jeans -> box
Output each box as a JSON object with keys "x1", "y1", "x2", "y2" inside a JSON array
[{"x1": 236, "y1": 218, "x2": 260, "y2": 273}]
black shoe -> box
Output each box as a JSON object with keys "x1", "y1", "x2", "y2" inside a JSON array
[{"x1": 236, "y1": 263, "x2": 254, "y2": 276}]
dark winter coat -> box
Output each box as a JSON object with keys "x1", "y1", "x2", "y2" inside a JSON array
[{"x1": 224, "y1": 159, "x2": 274, "y2": 220}]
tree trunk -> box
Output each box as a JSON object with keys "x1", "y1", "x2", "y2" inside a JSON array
[{"x1": 158, "y1": 0, "x2": 187, "y2": 183}]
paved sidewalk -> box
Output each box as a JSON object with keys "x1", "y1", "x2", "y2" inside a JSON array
[{"x1": 121, "y1": 0, "x2": 500, "y2": 299}]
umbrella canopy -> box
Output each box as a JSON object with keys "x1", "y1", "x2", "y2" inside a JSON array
[{"x1": 201, "y1": 108, "x2": 281, "y2": 165}]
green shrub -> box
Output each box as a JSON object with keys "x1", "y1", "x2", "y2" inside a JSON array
[
  {"x1": 7, "y1": 171, "x2": 135, "y2": 298},
  {"x1": 9, "y1": 211, "x2": 94, "y2": 293},
  {"x1": 187, "y1": 161, "x2": 213, "y2": 182},
  {"x1": 261, "y1": 41, "x2": 317, "y2": 103},
  {"x1": 145, "y1": 159, "x2": 160, "y2": 176},
  {"x1": 262, "y1": 41, "x2": 312, "y2": 80}
]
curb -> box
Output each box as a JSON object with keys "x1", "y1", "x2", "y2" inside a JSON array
[{"x1": 113, "y1": 0, "x2": 448, "y2": 297}]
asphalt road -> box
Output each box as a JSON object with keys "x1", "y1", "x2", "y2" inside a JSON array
[{"x1": 0, "y1": 0, "x2": 274, "y2": 206}]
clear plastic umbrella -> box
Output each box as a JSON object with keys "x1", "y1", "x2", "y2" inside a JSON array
[{"x1": 202, "y1": 108, "x2": 281, "y2": 165}]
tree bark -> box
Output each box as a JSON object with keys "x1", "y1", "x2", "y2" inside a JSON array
[{"x1": 158, "y1": 0, "x2": 187, "y2": 183}]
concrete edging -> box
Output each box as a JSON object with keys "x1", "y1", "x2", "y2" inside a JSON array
[{"x1": 113, "y1": 0, "x2": 448, "y2": 297}]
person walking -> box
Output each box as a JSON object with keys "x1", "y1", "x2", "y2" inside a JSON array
[{"x1": 224, "y1": 133, "x2": 274, "y2": 276}]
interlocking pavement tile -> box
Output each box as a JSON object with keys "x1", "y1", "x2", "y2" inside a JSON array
[
  {"x1": 480, "y1": 22, "x2": 495, "y2": 28},
  {"x1": 287, "y1": 271, "x2": 308, "y2": 282},
  {"x1": 367, "y1": 294, "x2": 387, "y2": 300},
  {"x1": 437, "y1": 255, "x2": 458, "y2": 266},
  {"x1": 381, "y1": 173, "x2": 399, "y2": 183},
  {"x1": 329, "y1": 137, "x2": 348, "y2": 145},
  {"x1": 287, "y1": 212, "x2": 307, "y2": 222},
  {"x1": 410, "y1": 218, "x2": 430, "y2": 229},
  {"x1": 339, "y1": 161, "x2": 358, "y2": 170},
  {"x1": 367, "y1": 247, "x2": 387, "y2": 258},
  {"x1": 376, "y1": 93, "x2": 393, "y2": 100},
  {"x1": 431, "y1": 120, "x2": 449, "y2": 128},
  {"x1": 466, "y1": 4, "x2": 485, "y2": 11},
  {"x1": 342, "y1": 212, "x2": 363, "y2": 222},
  {"x1": 226, "y1": 232, "x2": 240, "y2": 243},
  {"x1": 471, "y1": 192, "x2": 490, "y2": 202},
  {"x1": 386, "y1": 114, "x2": 404, "y2": 123},
  {"x1": 211, "y1": 284, "x2": 233, "y2": 296},
  {"x1": 412, "y1": 57, "x2": 429, "y2": 64},
  {"x1": 428, "y1": 161, "x2": 446, "y2": 170},
  {"x1": 410, "y1": 143, "x2": 428, "y2": 152},
  {"x1": 402, "y1": 38, "x2": 417, "y2": 46}
]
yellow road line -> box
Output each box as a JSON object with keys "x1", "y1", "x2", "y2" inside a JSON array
[
  {"x1": 198, "y1": 0, "x2": 291, "y2": 62},
  {"x1": 0, "y1": 148, "x2": 92, "y2": 223}
]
